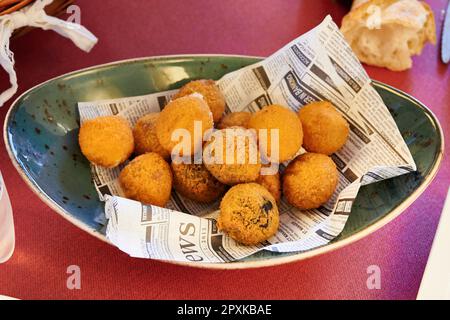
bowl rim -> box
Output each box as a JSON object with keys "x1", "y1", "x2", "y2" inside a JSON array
[{"x1": 3, "y1": 54, "x2": 445, "y2": 270}]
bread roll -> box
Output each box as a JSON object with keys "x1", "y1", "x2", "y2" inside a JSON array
[{"x1": 341, "y1": 0, "x2": 436, "y2": 71}]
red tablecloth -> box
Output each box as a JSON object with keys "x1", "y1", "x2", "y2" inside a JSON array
[{"x1": 0, "y1": 0, "x2": 448, "y2": 300}]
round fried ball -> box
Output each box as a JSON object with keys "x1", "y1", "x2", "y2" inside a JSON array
[
  {"x1": 283, "y1": 153, "x2": 338, "y2": 210},
  {"x1": 256, "y1": 171, "x2": 281, "y2": 203},
  {"x1": 248, "y1": 104, "x2": 303, "y2": 163},
  {"x1": 298, "y1": 101, "x2": 349, "y2": 155},
  {"x1": 217, "y1": 112, "x2": 252, "y2": 129},
  {"x1": 203, "y1": 127, "x2": 261, "y2": 185},
  {"x1": 218, "y1": 183, "x2": 279, "y2": 245},
  {"x1": 173, "y1": 79, "x2": 226, "y2": 122},
  {"x1": 133, "y1": 113, "x2": 170, "y2": 160},
  {"x1": 119, "y1": 153, "x2": 172, "y2": 207},
  {"x1": 171, "y1": 162, "x2": 226, "y2": 203},
  {"x1": 156, "y1": 96, "x2": 213, "y2": 157},
  {"x1": 79, "y1": 115, "x2": 134, "y2": 168}
]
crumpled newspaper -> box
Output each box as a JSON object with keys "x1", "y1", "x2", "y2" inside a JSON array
[{"x1": 0, "y1": 0, "x2": 97, "y2": 107}]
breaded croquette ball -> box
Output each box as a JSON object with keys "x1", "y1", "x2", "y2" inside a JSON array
[
  {"x1": 248, "y1": 104, "x2": 303, "y2": 163},
  {"x1": 256, "y1": 171, "x2": 281, "y2": 203},
  {"x1": 217, "y1": 112, "x2": 252, "y2": 129},
  {"x1": 156, "y1": 96, "x2": 213, "y2": 157},
  {"x1": 79, "y1": 115, "x2": 134, "y2": 168},
  {"x1": 133, "y1": 113, "x2": 170, "y2": 160},
  {"x1": 203, "y1": 127, "x2": 261, "y2": 185},
  {"x1": 119, "y1": 153, "x2": 172, "y2": 207},
  {"x1": 283, "y1": 153, "x2": 338, "y2": 210},
  {"x1": 298, "y1": 101, "x2": 349, "y2": 155},
  {"x1": 171, "y1": 162, "x2": 226, "y2": 203},
  {"x1": 173, "y1": 79, "x2": 226, "y2": 122},
  {"x1": 218, "y1": 183, "x2": 279, "y2": 245}
]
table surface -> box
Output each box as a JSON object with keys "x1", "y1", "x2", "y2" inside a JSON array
[{"x1": 0, "y1": 0, "x2": 449, "y2": 300}]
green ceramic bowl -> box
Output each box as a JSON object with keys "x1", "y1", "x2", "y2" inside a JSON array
[{"x1": 3, "y1": 55, "x2": 444, "y2": 269}]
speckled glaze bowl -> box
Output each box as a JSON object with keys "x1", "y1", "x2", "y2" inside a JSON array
[{"x1": 3, "y1": 55, "x2": 444, "y2": 269}]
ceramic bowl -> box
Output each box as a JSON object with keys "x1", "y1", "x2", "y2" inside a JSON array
[{"x1": 3, "y1": 55, "x2": 444, "y2": 269}]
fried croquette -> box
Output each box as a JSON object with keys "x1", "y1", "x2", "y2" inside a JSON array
[
  {"x1": 156, "y1": 96, "x2": 213, "y2": 157},
  {"x1": 119, "y1": 153, "x2": 172, "y2": 207},
  {"x1": 298, "y1": 101, "x2": 349, "y2": 155},
  {"x1": 218, "y1": 183, "x2": 279, "y2": 245},
  {"x1": 217, "y1": 112, "x2": 252, "y2": 129},
  {"x1": 79, "y1": 115, "x2": 134, "y2": 168},
  {"x1": 283, "y1": 153, "x2": 338, "y2": 210},
  {"x1": 203, "y1": 127, "x2": 261, "y2": 185},
  {"x1": 133, "y1": 113, "x2": 170, "y2": 160},
  {"x1": 173, "y1": 79, "x2": 226, "y2": 122},
  {"x1": 171, "y1": 162, "x2": 226, "y2": 203},
  {"x1": 256, "y1": 171, "x2": 281, "y2": 203},
  {"x1": 248, "y1": 104, "x2": 303, "y2": 163}
]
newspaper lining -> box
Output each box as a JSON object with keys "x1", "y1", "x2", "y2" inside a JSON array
[{"x1": 78, "y1": 16, "x2": 416, "y2": 263}]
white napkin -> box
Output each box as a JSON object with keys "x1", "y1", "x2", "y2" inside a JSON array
[{"x1": 0, "y1": 0, "x2": 98, "y2": 107}]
